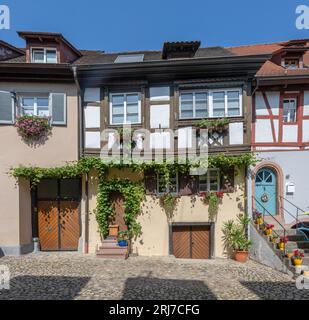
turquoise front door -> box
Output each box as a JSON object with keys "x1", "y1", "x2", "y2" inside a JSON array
[{"x1": 255, "y1": 168, "x2": 277, "y2": 216}]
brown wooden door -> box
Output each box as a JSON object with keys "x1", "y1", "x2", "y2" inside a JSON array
[
  {"x1": 172, "y1": 225, "x2": 211, "y2": 259},
  {"x1": 172, "y1": 226, "x2": 191, "y2": 259},
  {"x1": 38, "y1": 201, "x2": 59, "y2": 251},
  {"x1": 192, "y1": 226, "x2": 210, "y2": 259},
  {"x1": 59, "y1": 201, "x2": 80, "y2": 250},
  {"x1": 110, "y1": 191, "x2": 128, "y2": 231}
]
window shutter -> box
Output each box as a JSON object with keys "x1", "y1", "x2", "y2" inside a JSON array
[
  {"x1": 0, "y1": 91, "x2": 14, "y2": 124},
  {"x1": 179, "y1": 174, "x2": 198, "y2": 196},
  {"x1": 144, "y1": 169, "x2": 157, "y2": 195},
  {"x1": 50, "y1": 93, "x2": 66, "y2": 125},
  {"x1": 220, "y1": 168, "x2": 235, "y2": 193}
]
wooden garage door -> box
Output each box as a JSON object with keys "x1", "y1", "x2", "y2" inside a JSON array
[
  {"x1": 172, "y1": 225, "x2": 211, "y2": 259},
  {"x1": 36, "y1": 179, "x2": 81, "y2": 251}
]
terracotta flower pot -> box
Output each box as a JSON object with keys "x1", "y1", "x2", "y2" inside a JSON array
[
  {"x1": 286, "y1": 253, "x2": 293, "y2": 259},
  {"x1": 109, "y1": 225, "x2": 119, "y2": 237},
  {"x1": 234, "y1": 251, "x2": 249, "y2": 263},
  {"x1": 293, "y1": 258, "x2": 303, "y2": 267}
]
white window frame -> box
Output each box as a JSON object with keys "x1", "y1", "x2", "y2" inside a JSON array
[
  {"x1": 20, "y1": 96, "x2": 50, "y2": 117},
  {"x1": 109, "y1": 92, "x2": 141, "y2": 125},
  {"x1": 199, "y1": 169, "x2": 220, "y2": 192},
  {"x1": 283, "y1": 98, "x2": 297, "y2": 123},
  {"x1": 179, "y1": 88, "x2": 242, "y2": 119},
  {"x1": 31, "y1": 47, "x2": 58, "y2": 63},
  {"x1": 157, "y1": 172, "x2": 179, "y2": 195}
]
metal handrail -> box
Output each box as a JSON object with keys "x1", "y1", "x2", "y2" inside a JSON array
[
  {"x1": 253, "y1": 196, "x2": 287, "y2": 254},
  {"x1": 280, "y1": 196, "x2": 305, "y2": 214}
]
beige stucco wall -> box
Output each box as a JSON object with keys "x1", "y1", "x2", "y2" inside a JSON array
[
  {"x1": 86, "y1": 168, "x2": 246, "y2": 258},
  {"x1": 0, "y1": 82, "x2": 78, "y2": 251}
]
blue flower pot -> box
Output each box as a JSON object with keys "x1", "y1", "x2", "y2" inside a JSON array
[{"x1": 118, "y1": 240, "x2": 128, "y2": 247}]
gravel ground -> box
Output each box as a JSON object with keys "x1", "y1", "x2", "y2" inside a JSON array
[{"x1": 0, "y1": 252, "x2": 308, "y2": 300}]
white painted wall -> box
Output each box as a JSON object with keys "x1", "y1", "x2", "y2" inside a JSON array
[
  {"x1": 282, "y1": 125, "x2": 298, "y2": 142},
  {"x1": 255, "y1": 119, "x2": 273, "y2": 143},
  {"x1": 84, "y1": 88, "x2": 100, "y2": 103},
  {"x1": 84, "y1": 106, "x2": 100, "y2": 128},
  {"x1": 229, "y1": 122, "x2": 243, "y2": 145},
  {"x1": 178, "y1": 127, "x2": 193, "y2": 149},
  {"x1": 302, "y1": 120, "x2": 309, "y2": 142},
  {"x1": 266, "y1": 91, "x2": 280, "y2": 116},
  {"x1": 85, "y1": 132, "x2": 101, "y2": 149},
  {"x1": 150, "y1": 104, "x2": 170, "y2": 128},
  {"x1": 255, "y1": 92, "x2": 268, "y2": 116},
  {"x1": 150, "y1": 132, "x2": 171, "y2": 149}
]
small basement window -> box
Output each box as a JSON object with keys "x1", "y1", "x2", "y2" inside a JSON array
[{"x1": 31, "y1": 48, "x2": 57, "y2": 63}]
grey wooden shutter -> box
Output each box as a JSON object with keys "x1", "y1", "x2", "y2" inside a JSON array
[
  {"x1": 50, "y1": 93, "x2": 66, "y2": 125},
  {"x1": 144, "y1": 169, "x2": 158, "y2": 195},
  {"x1": 0, "y1": 91, "x2": 14, "y2": 124},
  {"x1": 220, "y1": 168, "x2": 235, "y2": 193},
  {"x1": 179, "y1": 174, "x2": 198, "y2": 196}
]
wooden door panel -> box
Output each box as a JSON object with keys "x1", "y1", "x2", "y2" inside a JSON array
[
  {"x1": 192, "y1": 226, "x2": 210, "y2": 259},
  {"x1": 110, "y1": 191, "x2": 127, "y2": 232},
  {"x1": 38, "y1": 201, "x2": 59, "y2": 251},
  {"x1": 172, "y1": 226, "x2": 190, "y2": 259},
  {"x1": 60, "y1": 201, "x2": 80, "y2": 251}
]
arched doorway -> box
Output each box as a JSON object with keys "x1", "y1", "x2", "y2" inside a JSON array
[{"x1": 255, "y1": 168, "x2": 277, "y2": 216}]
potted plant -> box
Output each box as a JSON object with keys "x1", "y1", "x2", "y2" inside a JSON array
[
  {"x1": 255, "y1": 212, "x2": 263, "y2": 226},
  {"x1": 292, "y1": 249, "x2": 305, "y2": 266},
  {"x1": 270, "y1": 236, "x2": 278, "y2": 244},
  {"x1": 15, "y1": 115, "x2": 52, "y2": 140},
  {"x1": 279, "y1": 236, "x2": 288, "y2": 251},
  {"x1": 286, "y1": 252, "x2": 294, "y2": 259},
  {"x1": 117, "y1": 230, "x2": 130, "y2": 247},
  {"x1": 222, "y1": 214, "x2": 253, "y2": 263},
  {"x1": 265, "y1": 224, "x2": 274, "y2": 236}
]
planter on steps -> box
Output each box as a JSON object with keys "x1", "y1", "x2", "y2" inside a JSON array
[{"x1": 234, "y1": 251, "x2": 249, "y2": 263}]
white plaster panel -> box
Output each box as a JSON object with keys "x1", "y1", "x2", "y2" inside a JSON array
[
  {"x1": 229, "y1": 122, "x2": 243, "y2": 145},
  {"x1": 255, "y1": 92, "x2": 268, "y2": 116},
  {"x1": 304, "y1": 91, "x2": 309, "y2": 116},
  {"x1": 273, "y1": 119, "x2": 279, "y2": 142},
  {"x1": 84, "y1": 88, "x2": 100, "y2": 102},
  {"x1": 302, "y1": 120, "x2": 309, "y2": 142},
  {"x1": 85, "y1": 131, "x2": 101, "y2": 149},
  {"x1": 84, "y1": 106, "x2": 100, "y2": 128},
  {"x1": 255, "y1": 119, "x2": 273, "y2": 143},
  {"x1": 150, "y1": 104, "x2": 170, "y2": 128},
  {"x1": 150, "y1": 87, "x2": 170, "y2": 101},
  {"x1": 266, "y1": 91, "x2": 280, "y2": 116},
  {"x1": 178, "y1": 127, "x2": 193, "y2": 149},
  {"x1": 282, "y1": 125, "x2": 298, "y2": 142},
  {"x1": 150, "y1": 132, "x2": 171, "y2": 149}
]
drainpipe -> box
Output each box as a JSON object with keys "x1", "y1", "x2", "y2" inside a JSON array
[{"x1": 72, "y1": 66, "x2": 89, "y2": 254}]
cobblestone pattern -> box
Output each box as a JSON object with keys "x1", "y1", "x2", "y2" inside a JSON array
[{"x1": 0, "y1": 253, "x2": 308, "y2": 300}]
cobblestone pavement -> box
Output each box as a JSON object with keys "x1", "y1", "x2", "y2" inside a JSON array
[{"x1": 0, "y1": 253, "x2": 308, "y2": 300}]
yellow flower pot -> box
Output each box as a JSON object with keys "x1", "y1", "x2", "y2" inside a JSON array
[
  {"x1": 266, "y1": 229, "x2": 273, "y2": 236},
  {"x1": 256, "y1": 218, "x2": 263, "y2": 225},
  {"x1": 293, "y1": 258, "x2": 303, "y2": 267},
  {"x1": 278, "y1": 242, "x2": 285, "y2": 251}
]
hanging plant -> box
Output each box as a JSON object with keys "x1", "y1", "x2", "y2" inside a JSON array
[
  {"x1": 159, "y1": 193, "x2": 179, "y2": 220},
  {"x1": 196, "y1": 118, "x2": 229, "y2": 133},
  {"x1": 15, "y1": 115, "x2": 52, "y2": 140},
  {"x1": 200, "y1": 191, "x2": 224, "y2": 221}
]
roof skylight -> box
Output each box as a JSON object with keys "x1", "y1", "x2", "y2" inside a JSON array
[{"x1": 114, "y1": 54, "x2": 144, "y2": 63}]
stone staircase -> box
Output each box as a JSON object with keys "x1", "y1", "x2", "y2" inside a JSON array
[
  {"x1": 255, "y1": 224, "x2": 309, "y2": 278},
  {"x1": 96, "y1": 237, "x2": 129, "y2": 260}
]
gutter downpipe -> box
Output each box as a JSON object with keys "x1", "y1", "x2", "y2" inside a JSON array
[{"x1": 72, "y1": 66, "x2": 89, "y2": 254}]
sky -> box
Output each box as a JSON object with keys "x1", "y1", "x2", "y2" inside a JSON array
[{"x1": 1, "y1": 0, "x2": 309, "y2": 52}]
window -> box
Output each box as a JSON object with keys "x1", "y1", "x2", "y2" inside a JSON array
[
  {"x1": 110, "y1": 93, "x2": 141, "y2": 124},
  {"x1": 31, "y1": 48, "x2": 57, "y2": 63},
  {"x1": 114, "y1": 54, "x2": 144, "y2": 63},
  {"x1": 199, "y1": 169, "x2": 220, "y2": 192},
  {"x1": 283, "y1": 98, "x2": 297, "y2": 123},
  {"x1": 179, "y1": 89, "x2": 241, "y2": 119},
  {"x1": 21, "y1": 97, "x2": 50, "y2": 117},
  {"x1": 180, "y1": 92, "x2": 208, "y2": 119},
  {"x1": 284, "y1": 58, "x2": 299, "y2": 69},
  {"x1": 157, "y1": 172, "x2": 178, "y2": 194}
]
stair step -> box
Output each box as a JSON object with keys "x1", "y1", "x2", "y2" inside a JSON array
[
  {"x1": 97, "y1": 247, "x2": 128, "y2": 255},
  {"x1": 96, "y1": 254, "x2": 128, "y2": 260}
]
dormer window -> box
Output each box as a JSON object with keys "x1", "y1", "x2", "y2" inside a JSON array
[
  {"x1": 31, "y1": 48, "x2": 57, "y2": 63},
  {"x1": 284, "y1": 58, "x2": 299, "y2": 69}
]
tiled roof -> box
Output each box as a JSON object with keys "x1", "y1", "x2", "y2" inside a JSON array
[{"x1": 256, "y1": 60, "x2": 309, "y2": 77}]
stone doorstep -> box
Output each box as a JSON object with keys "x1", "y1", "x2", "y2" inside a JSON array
[
  {"x1": 97, "y1": 247, "x2": 128, "y2": 255},
  {"x1": 96, "y1": 253, "x2": 128, "y2": 260}
]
